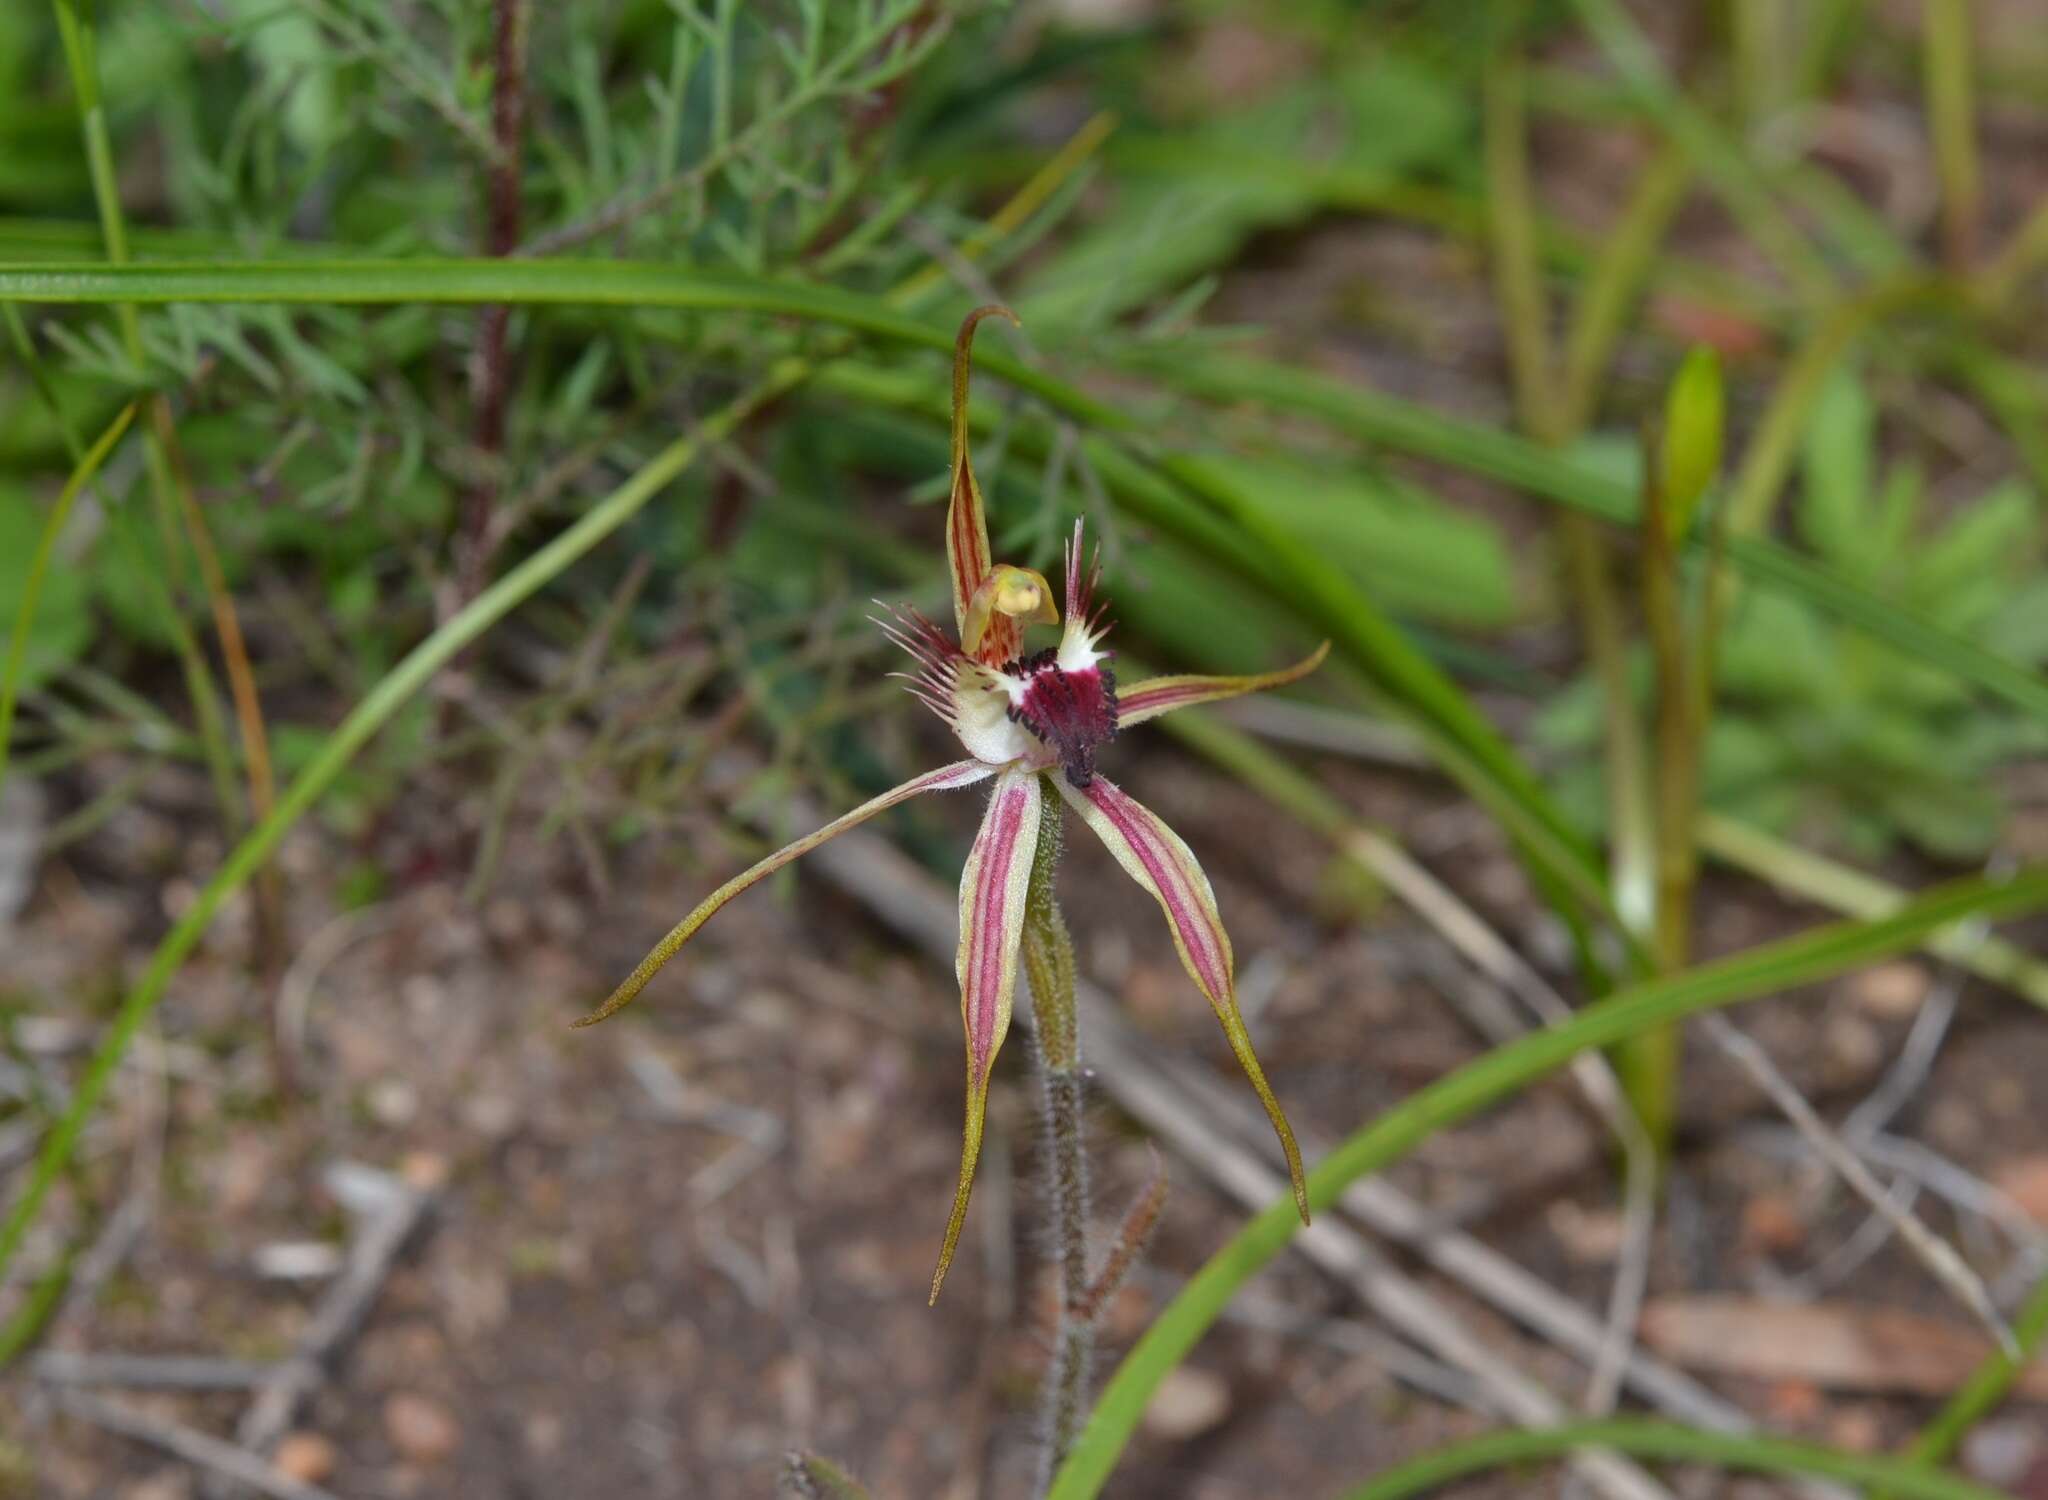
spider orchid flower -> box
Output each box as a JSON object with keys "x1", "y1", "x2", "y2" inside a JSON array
[{"x1": 577, "y1": 305, "x2": 1327, "y2": 1302}]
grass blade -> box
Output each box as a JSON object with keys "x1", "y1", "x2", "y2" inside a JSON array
[
  {"x1": 0, "y1": 259, "x2": 1117, "y2": 424},
  {"x1": 6, "y1": 261, "x2": 2030, "y2": 721},
  {"x1": 1044, "y1": 863, "x2": 2048, "y2": 1498},
  {"x1": 1901, "y1": 1267, "x2": 2048, "y2": 1472},
  {"x1": 1339, "y1": 1419, "x2": 2002, "y2": 1500},
  {"x1": 1131, "y1": 351, "x2": 2048, "y2": 722},
  {"x1": 0, "y1": 401, "x2": 136, "y2": 800}
]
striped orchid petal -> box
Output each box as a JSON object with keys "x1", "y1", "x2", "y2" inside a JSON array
[
  {"x1": 575, "y1": 759, "x2": 997, "y2": 1028},
  {"x1": 1056, "y1": 773, "x2": 1309, "y2": 1223},
  {"x1": 945, "y1": 304, "x2": 1023, "y2": 666},
  {"x1": 1116, "y1": 641, "x2": 1330, "y2": 731},
  {"x1": 932, "y1": 766, "x2": 1044, "y2": 1303}
]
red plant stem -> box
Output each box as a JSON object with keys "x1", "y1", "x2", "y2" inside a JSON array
[{"x1": 457, "y1": 0, "x2": 527, "y2": 606}]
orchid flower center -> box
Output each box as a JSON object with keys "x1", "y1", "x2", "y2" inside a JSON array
[{"x1": 1000, "y1": 636, "x2": 1116, "y2": 787}]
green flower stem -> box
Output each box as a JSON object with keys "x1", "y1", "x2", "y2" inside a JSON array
[
  {"x1": 1924, "y1": 0, "x2": 1982, "y2": 270},
  {"x1": 1021, "y1": 798, "x2": 1094, "y2": 1484},
  {"x1": 1629, "y1": 471, "x2": 1696, "y2": 1158},
  {"x1": 1337, "y1": 1419, "x2": 2002, "y2": 1500},
  {"x1": 1023, "y1": 792, "x2": 1079, "y2": 1072},
  {"x1": 1484, "y1": 33, "x2": 1675, "y2": 1147},
  {"x1": 47, "y1": 0, "x2": 243, "y2": 838}
]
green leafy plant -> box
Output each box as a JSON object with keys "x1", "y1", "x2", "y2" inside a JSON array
[
  {"x1": 1541, "y1": 368, "x2": 2048, "y2": 860},
  {"x1": 7, "y1": 4, "x2": 2048, "y2": 1497}
]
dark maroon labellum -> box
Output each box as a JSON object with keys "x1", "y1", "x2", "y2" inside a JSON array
[{"x1": 1005, "y1": 647, "x2": 1118, "y2": 786}]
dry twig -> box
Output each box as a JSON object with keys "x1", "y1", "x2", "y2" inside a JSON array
[
  {"x1": 33, "y1": 1352, "x2": 272, "y2": 1389},
  {"x1": 55, "y1": 1387, "x2": 340, "y2": 1500},
  {"x1": 1700, "y1": 1011, "x2": 2016, "y2": 1355},
  {"x1": 229, "y1": 1163, "x2": 434, "y2": 1462}
]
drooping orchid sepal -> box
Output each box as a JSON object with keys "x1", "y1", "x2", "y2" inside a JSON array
[
  {"x1": 1054, "y1": 772, "x2": 1310, "y2": 1223},
  {"x1": 931, "y1": 765, "x2": 1044, "y2": 1304},
  {"x1": 571, "y1": 759, "x2": 998, "y2": 1029}
]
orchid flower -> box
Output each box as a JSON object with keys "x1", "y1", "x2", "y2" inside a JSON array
[{"x1": 577, "y1": 305, "x2": 1326, "y2": 1301}]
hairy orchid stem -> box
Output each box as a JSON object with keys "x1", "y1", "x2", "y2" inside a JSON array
[{"x1": 1022, "y1": 795, "x2": 1093, "y2": 1487}]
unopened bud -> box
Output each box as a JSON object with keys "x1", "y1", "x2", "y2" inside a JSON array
[{"x1": 1659, "y1": 345, "x2": 1724, "y2": 538}]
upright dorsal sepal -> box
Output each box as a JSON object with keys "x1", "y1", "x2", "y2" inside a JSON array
[{"x1": 946, "y1": 304, "x2": 1022, "y2": 659}]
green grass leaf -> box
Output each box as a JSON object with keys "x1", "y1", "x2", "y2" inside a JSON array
[
  {"x1": 0, "y1": 402, "x2": 135, "y2": 796},
  {"x1": 1045, "y1": 862, "x2": 2048, "y2": 1498},
  {"x1": 1339, "y1": 1419, "x2": 2004, "y2": 1500},
  {"x1": 1131, "y1": 349, "x2": 2048, "y2": 723}
]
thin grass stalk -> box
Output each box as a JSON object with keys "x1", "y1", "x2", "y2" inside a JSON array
[
  {"x1": 153, "y1": 400, "x2": 292, "y2": 1077},
  {"x1": 1484, "y1": 40, "x2": 1670, "y2": 1141},
  {"x1": 0, "y1": 404, "x2": 136, "y2": 802},
  {"x1": 1730, "y1": 0, "x2": 1789, "y2": 132},
  {"x1": 1481, "y1": 49, "x2": 1560, "y2": 444},
  {"x1": 1484, "y1": 40, "x2": 1644, "y2": 955},
  {"x1": 47, "y1": 0, "x2": 254, "y2": 842},
  {"x1": 1633, "y1": 474, "x2": 1697, "y2": 1154},
  {"x1": 457, "y1": 0, "x2": 530, "y2": 605},
  {"x1": 1923, "y1": 0, "x2": 1982, "y2": 271},
  {"x1": 1557, "y1": 143, "x2": 1692, "y2": 432}
]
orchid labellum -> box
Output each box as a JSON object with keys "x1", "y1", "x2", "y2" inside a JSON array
[{"x1": 577, "y1": 305, "x2": 1326, "y2": 1301}]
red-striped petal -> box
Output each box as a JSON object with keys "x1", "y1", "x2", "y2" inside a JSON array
[
  {"x1": 1056, "y1": 773, "x2": 1308, "y2": 1223},
  {"x1": 932, "y1": 766, "x2": 1043, "y2": 1303},
  {"x1": 1116, "y1": 642, "x2": 1329, "y2": 731},
  {"x1": 945, "y1": 305, "x2": 1020, "y2": 662},
  {"x1": 574, "y1": 760, "x2": 997, "y2": 1028}
]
